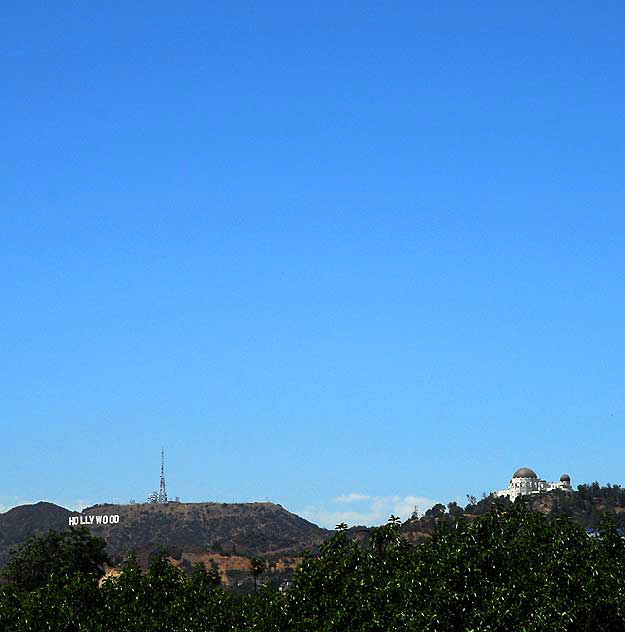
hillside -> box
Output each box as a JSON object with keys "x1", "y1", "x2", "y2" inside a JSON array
[
  {"x1": 401, "y1": 483, "x2": 625, "y2": 542},
  {"x1": 0, "y1": 500, "x2": 328, "y2": 591},
  {"x1": 0, "y1": 502, "x2": 75, "y2": 568},
  {"x1": 80, "y1": 501, "x2": 329, "y2": 566}
]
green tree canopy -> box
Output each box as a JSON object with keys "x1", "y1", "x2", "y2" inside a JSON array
[
  {"x1": 1, "y1": 526, "x2": 109, "y2": 592},
  {"x1": 2, "y1": 503, "x2": 625, "y2": 630}
]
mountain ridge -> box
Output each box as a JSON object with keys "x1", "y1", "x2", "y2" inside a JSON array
[{"x1": 0, "y1": 500, "x2": 329, "y2": 580}]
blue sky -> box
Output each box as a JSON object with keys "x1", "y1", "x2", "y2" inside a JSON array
[{"x1": 2, "y1": 2, "x2": 624, "y2": 528}]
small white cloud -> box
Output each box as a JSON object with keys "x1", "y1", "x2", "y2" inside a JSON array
[
  {"x1": 66, "y1": 500, "x2": 90, "y2": 512},
  {"x1": 302, "y1": 494, "x2": 439, "y2": 529},
  {"x1": 334, "y1": 492, "x2": 370, "y2": 503},
  {"x1": 390, "y1": 495, "x2": 436, "y2": 519},
  {"x1": 302, "y1": 507, "x2": 382, "y2": 528}
]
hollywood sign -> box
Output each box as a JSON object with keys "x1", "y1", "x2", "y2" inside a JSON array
[{"x1": 69, "y1": 515, "x2": 120, "y2": 526}]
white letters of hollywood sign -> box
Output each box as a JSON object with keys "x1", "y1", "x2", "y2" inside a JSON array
[{"x1": 69, "y1": 515, "x2": 120, "y2": 526}]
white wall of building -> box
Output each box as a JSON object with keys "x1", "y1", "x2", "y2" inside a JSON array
[{"x1": 495, "y1": 469, "x2": 571, "y2": 501}]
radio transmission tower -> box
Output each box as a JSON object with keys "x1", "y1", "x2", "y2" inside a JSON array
[{"x1": 158, "y1": 448, "x2": 168, "y2": 503}]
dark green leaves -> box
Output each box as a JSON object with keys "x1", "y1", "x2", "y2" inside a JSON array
[{"x1": 3, "y1": 505, "x2": 625, "y2": 630}]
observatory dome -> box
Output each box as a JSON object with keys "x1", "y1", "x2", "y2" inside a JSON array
[
  {"x1": 560, "y1": 473, "x2": 571, "y2": 482},
  {"x1": 513, "y1": 467, "x2": 538, "y2": 479}
]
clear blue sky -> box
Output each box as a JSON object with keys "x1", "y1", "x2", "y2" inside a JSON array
[{"x1": 2, "y1": 2, "x2": 624, "y2": 527}]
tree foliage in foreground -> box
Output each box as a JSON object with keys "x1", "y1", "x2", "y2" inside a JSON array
[
  {"x1": 2, "y1": 501, "x2": 625, "y2": 631},
  {"x1": 0, "y1": 527, "x2": 109, "y2": 592}
]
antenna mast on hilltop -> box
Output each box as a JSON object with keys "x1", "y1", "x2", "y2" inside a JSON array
[{"x1": 158, "y1": 448, "x2": 168, "y2": 503}]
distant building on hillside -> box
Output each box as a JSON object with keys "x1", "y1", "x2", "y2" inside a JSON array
[{"x1": 495, "y1": 467, "x2": 572, "y2": 501}]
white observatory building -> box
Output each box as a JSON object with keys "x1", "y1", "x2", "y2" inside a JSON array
[{"x1": 495, "y1": 467, "x2": 572, "y2": 501}]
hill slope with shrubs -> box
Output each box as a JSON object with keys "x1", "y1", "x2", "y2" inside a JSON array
[{"x1": 402, "y1": 482, "x2": 625, "y2": 542}]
